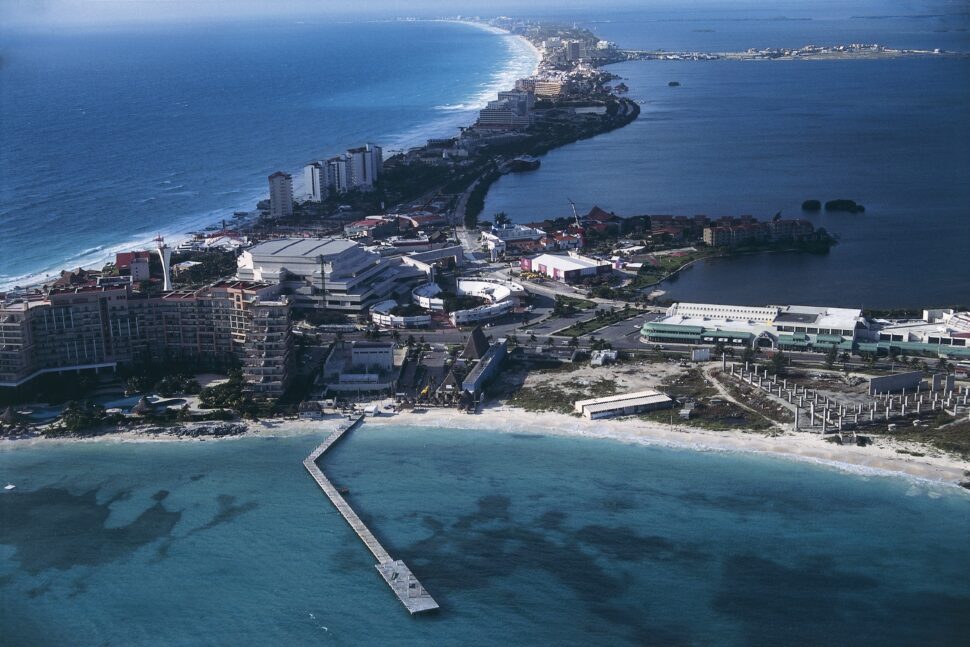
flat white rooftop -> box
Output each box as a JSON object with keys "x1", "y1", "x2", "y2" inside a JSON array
[
  {"x1": 574, "y1": 389, "x2": 671, "y2": 413},
  {"x1": 582, "y1": 395, "x2": 672, "y2": 416},
  {"x1": 247, "y1": 238, "x2": 358, "y2": 259},
  {"x1": 664, "y1": 302, "x2": 863, "y2": 334},
  {"x1": 532, "y1": 253, "x2": 607, "y2": 271}
]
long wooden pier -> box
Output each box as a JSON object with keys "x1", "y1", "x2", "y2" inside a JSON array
[{"x1": 303, "y1": 415, "x2": 439, "y2": 615}]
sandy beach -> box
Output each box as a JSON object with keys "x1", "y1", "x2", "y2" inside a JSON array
[
  {"x1": 365, "y1": 406, "x2": 970, "y2": 488},
  {"x1": 6, "y1": 404, "x2": 968, "y2": 489}
]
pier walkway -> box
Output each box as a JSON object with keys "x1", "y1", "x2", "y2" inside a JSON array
[{"x1": 303, "y1": 415, "x2": 439, "y2": 615}]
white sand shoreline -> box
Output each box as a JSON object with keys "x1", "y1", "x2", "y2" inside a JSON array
[
  {"x1": 4, "y1": 405, "x2": 968, "y2": 491},
  {"x1": 366, "y1": 406, "x2": 970, "y2": 489},
  {"x1": 440, "y1": 19, "x2": 542, "y2": 76}
]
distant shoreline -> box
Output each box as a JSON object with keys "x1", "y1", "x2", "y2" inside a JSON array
[{"x1": 0, "y1": 20, "x2": 541, "y2": 293}]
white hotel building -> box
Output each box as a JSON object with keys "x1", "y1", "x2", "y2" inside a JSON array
[
  {"x1": 237, "y1": 238, "x2": 422, "y2": 312},
  {"x1": 303, "y1": 143, "x2": 382, "y2": 200},
  {"x1": 268, "y1": 171, "x2": 293, "y2": 219}
]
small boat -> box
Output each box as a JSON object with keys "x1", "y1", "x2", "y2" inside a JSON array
[
  {"x1": 337, "y1": 486, "x2": 350, "y2": 495},
  {"x1": 5, "y1": 484, "x2": 16, "y2": 490},
  {"x1": 668, "y1": 81, "x2": 681, "y2": 87}
]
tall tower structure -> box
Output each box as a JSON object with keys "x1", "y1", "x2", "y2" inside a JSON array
[
  {"x1": 346, "y1": 144, "x2": 382, "y2": 189},
  {"x1": 303, "y1": 162, "x2": 326, "y2": 202},
  {"x1": 154, "y1": 236, "x2": 172, "y2": 292},
  {"x1": 268, "y1": 171, "x2": 294, "y2": 219}
]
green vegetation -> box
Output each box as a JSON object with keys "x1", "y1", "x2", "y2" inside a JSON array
[
  {"x1": 881, "y1": 418, "x2": 970, "y2": 461},
  {"x1": 170, "y1": 249, "x2": 238, "y2": 285},
  {"x1": 464, "y1": 168, "x2": 500, "y2": 227},
  {"x1": 126, "y1": 372, "x2": 200, "y2": 397},
  {"x1": 558, "y1": 306, "x2": 641, "y2": 337},
  {"x1": 379, "y1": 163, "x2": 453, "y2": 206},
  {"x1": 769, "y1": 350, "x2": 789, "y2": 375},
  {"x1": 56, "y1": 400, "x2": 122, "y2": 434},
  {"x1": 713, "y1": 371, "x2": 794, "y2": 425},
  {"x1": 801, "y1": 199, "x2": 822, "y2": 211},
  {"x1": 464, "y1": 100, "x2": 640, "y2": 227},
  {"x1": 626, "y1": 249, "x2": 718, "y2": 290},
  {"x1": 639, "y1": 404, "x2": 772, "y2": 432},
  {"x1": 509, "y1": 376, "x2": 618, "y2": 414},
  {"x1": 636, "y1": 369, "x2": 772, "y2": 431},
  {"x1": 0, "y1": 372, "x2": 100, "y2": 407},
  {"x1": 199, "y1": 371, "x2": 246, "y2": 409},
  {"x1": 552, "y1": 294, "x2": 596, "y2": 316},
  {"x1": 824, "y1": 344, "x2": 839, "y2": 369},
  {"x1": 198, "y1": 370, "x2": 271, "y2": 419},
  {"x1": 443, "y1": 293, "x2": 488, "y2": 313}
]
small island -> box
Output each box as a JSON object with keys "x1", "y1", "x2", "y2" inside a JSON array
[
  {"x1": 801, "y1": 198, "x2": 865, "y2": 213},
  {"x1": 825, "y1": 199, "x2": 865, "y2": 214}
]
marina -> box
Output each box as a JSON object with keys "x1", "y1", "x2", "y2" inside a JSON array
[{"x1": 303, "y1": 416, "x2": 439, "y2": 615}]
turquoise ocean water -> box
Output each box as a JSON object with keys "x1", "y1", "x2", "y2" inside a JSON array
[{"x1": 2, "y1": 425, "x2": 968, "y2": 645}]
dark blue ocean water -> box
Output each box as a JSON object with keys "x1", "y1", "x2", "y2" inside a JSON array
[
  {"x1": 0, "y1": 20, "x2": 536, "y2": 288},
  {"x1": 579, "y1": 0, "x2": 970, "y2": 53},
  {"x1": 1, "y1": 425, "x2": 968, "y2": 646},
  {"x1": 485, "y1": 56, "x2": 970, "y2": 308},
  {"x1": 483, "y1": 1, "x2": 970, "y2": 308}
]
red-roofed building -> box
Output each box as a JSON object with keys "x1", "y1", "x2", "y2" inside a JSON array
[
  {"x1": 115, "y1": 251, "x2": 151, "y2": 271},
  {"x1": 586, "y1": 206, "x2": 618, "y2": 223},
  {"x1": 344, "y1": 217, "x2": 398, "y2": 241}
]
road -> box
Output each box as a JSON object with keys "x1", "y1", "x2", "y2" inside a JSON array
[{"x1": 452, "y1": 176, "x2": 481, "y2": 227}]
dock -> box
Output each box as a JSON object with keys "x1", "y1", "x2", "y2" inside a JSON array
[{"x1": 303, "y1": 415, "x2": 439, "y2": 615}]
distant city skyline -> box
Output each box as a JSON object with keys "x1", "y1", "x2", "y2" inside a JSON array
[{"x1": 1, "y1": 0, "x2": 858, "y2": 28}]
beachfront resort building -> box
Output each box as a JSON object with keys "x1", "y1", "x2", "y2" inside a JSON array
[
  {"x1": 0, "y1": 281, "x2": 293, "y2": 396},
  {"x1": 304, "y1": 144, "x2": 383, "y2": 198},
  {"x1": 268, "y1": 172, "x2": 294, "y2": 219},
  {"x1": 236, "y1": 237, "x2": 423, "y2": 312},
  {"x1": 303, "y1": 162, "x2": 327, "y2": 202},
  {"x1": 346, "y1": 144, "x2": 382, "y2": 189},
  {"x1": 476, "y1": 89, "x2": 535, "y2": 131}
]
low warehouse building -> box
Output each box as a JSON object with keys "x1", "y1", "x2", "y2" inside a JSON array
[
  {"x1": 520, "y1": 252, "x2": 612, "y2": 283},
  {"x1": 574, "y1": 390, "x2": 674, "y2": 420}
]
